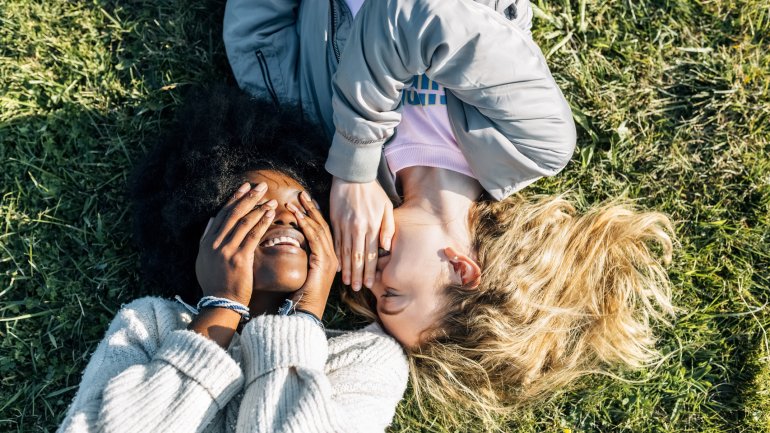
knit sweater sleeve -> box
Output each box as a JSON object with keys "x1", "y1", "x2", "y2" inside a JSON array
[
  {"x1": 57, "y1": 297, "x2": 244, "y2": 433},
  {"x1": 236, "y1": 316, "x2": 408, "y2": 433}
]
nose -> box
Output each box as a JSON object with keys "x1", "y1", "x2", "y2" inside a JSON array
[{"x1": 271, "y1": 205, "x2": 300, "y2": 229}]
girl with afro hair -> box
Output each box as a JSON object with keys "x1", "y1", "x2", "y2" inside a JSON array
[{"x1": 57, "y1": 85, "x2": 409, "y2": 433}]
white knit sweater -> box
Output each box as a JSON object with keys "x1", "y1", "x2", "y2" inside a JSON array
[{"x1": 57, "y1": 297, "x2": 408, "y2": 433}]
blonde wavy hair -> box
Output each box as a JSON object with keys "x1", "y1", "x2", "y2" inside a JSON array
[{"x1": 343, "y1": 194, "x2": 675, "y2": 423}]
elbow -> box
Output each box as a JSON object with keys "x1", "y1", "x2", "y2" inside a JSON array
[
  {"x1": 554, "y1": 116, "x2": 577, "y2": 173},
  {"x1": 543, "y1": 86, "x2": 578, "y2": 174},
  {"x1": 540, "y1": 113, "x2": 576, "y2": 175}
]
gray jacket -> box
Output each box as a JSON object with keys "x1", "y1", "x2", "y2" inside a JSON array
[{"x1": 224, "y1": 0, "x2": 576, "y2": 200}]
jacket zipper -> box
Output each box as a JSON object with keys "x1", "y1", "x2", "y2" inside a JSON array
[
  {"x1": 255, "y1": 50, "x2": 279, "y2": 105},
  {"x1": 329, "y1": 0, "x2": 341, "y2": 63}
]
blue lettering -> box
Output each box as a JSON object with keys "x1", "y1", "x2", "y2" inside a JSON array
[{"x1": 406, "y1": 90, "x2": 420, "y2": 105}]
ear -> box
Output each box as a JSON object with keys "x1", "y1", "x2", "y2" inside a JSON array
[{"x1": 444, "y1": 246, "x2": 481, "y2": 289}]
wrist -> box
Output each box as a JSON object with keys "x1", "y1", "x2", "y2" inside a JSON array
[
  {"x1": 197, "y1": 295, "x2": 251, "y2": 321},
  {"x1": 188, "y1": 308, "x2": 241, "y2": 348},
  {"x1": 206, "y1": 291, "x2": 250, "y2": 307},
  {"x1": 295, "y1": 301, "x2": 325, "y2": 321},
  {"x1": 326, "y1": 133, "x2": 382, "y2": 183},
  {"x1": 294, "y1": 309, "x2": 325, "y2": 330},
  {"x1": 278, "y1": 298, "x2": 325, "y2": 329}
]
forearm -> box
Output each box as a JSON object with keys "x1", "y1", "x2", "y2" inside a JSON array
[
  {"x1": 236, "y1": 319, "x2": 408, "y2": 433},
  {"x1": 58, "y1": 299, "x2": 243, "y2": 433},
  {"x1": 188, "y1": 307, "x2": 241, "y2": 349},
  {"x1": 329, "y1": 0, "x2": 575, "y2": 182}
]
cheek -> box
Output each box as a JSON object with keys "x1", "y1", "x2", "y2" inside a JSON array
[{"x1": 379, "y1": 314, "x2": 420, "y2": 348}]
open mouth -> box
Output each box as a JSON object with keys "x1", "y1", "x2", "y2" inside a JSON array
[{"x1": 259, "y1": 227, "x2": 307, "y2": 251}]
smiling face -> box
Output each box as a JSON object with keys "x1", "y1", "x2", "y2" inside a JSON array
[
  {"x1": 242, "y1": 169, "x2": 310, "y2": 293},
  {"x1": 370, "y1": 206, "x2": 458, "y2": 348}
]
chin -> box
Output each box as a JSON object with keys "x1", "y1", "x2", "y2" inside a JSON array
[
  {"x1": 253, "y1": 282, "x2": 304, "y2": 293},
  {"x1": 253, "y1": 259, "x2": 308, "y2": 293}
]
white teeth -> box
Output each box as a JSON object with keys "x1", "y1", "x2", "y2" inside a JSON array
[{"x1": 262, "y1": 236, "x2": 301, "y2": 248}]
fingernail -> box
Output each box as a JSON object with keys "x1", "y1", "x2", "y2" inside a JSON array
[
  {"x1": 301, "y1": 191, "x2": 311, "y2": 201},
  {"x1": 353, "y1": 282, "x2": 361, "y2": 291},
  {"x1": 287, "y1": 203, "x2": 304, "y2": 218},
  {"x1": 365, "y1": 278, "x2": 373, "y2": 288},
  {"x1": 312, "y1": 199, "x2": 321, "y2": 210},
  {"x1": 337, "y1": 264, "x2": 342, "y2": 272},
  {"x1": 382, "y1": 238, "x2": 392, "y2": 251},
  {"x1": 238, "y1": 182, "x2": 251, "y2": 193},
  {"x1": 255, "y1": 182, "x2": 267, "y2": 192},
  {"x1": 265, "y1": 199, "x2": 278, "y2": 208}
]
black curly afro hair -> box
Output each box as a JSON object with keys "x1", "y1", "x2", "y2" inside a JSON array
[{"x1": 131, "y1": 84, "x2": 331, "y2": 304}]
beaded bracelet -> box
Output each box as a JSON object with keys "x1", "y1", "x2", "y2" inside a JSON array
[
  {"x1": 196, "y1": 296, "x2": 251, "y2": 321},
  {"x1": 277, "y1": 299, "x2": 324, "y2": 330}
]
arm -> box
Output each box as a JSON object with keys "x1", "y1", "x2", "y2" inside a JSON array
[
  {"x1": 327, "y1": 0, "x2": 576, "y2": 186},
  {"x1": 235, "y1": 317, "x2": 408, "y2": 433},
  {"x1": 57, "y1": 298, "x2": 243, "y2": 433},
  {"x1": 233, "y1": 192, "x2": 405, "y2": 432},
  {"x1": 59, "y1": 182, "x2": 279, "y2": 433},
  {"x1": 223, "y1": 0, "x2": 300, "y2": 104}
]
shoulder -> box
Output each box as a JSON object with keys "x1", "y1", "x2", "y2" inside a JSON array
[
  {"x1": 326, "y1": 322, "x2": 408, "y2": 373},
  {"x1": 325, "y1": 323, "x2": 409, "y2": 408},
  {"x1": 105, "y1": 297, "x2": 191, "y2": 346}
]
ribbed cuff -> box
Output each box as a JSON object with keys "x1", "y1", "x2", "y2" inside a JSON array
[
  {"x1": 325, "y1": 132, "x2": 383, "y2": 182},
  {"x1": 383, "y1": 142, "x2": 476, "y2": 179},
  {"x1": 154, "y1": 330, "x2": 244, "y2": 408},
  {"x1": 240, "y1": 315, "x2": 328, "y2": 381}
]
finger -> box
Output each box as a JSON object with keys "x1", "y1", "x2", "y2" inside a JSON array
[
  {"x1": 299, "y1": 192, "x2": 327, "y2": 228},
  {"x1": 363, "y1": 232, "x2": 378, "y2": 289},
  {"x1": 299, "y1": 191, "x2": 333, "y2": 244},
  {"x1": 351, "y1": 230, "x2": 366, "y2": 291},
  {"x1": 380, "y1": 204, "x2": 395, "y2": 252},
  {"x1": 333, "y1": 223, "x2": 342, "y2": 273},
  {"x1": 209, "y1": 182, "x2": 253, "y2": 236},
  {"x1": 288, "y1": 202, "x2": 326, "y2": 255},
  {"x1": 226, "y1": 199, "x2": 277, "y2": 247},
  {"x1": 240, "y1": 207, "x2": 277, "y2": 251},
  {"x1": 341, "y1": 226, "x2": 353, "y2": 286},
  {"x1": 213, "y1": 183, "x2": 268, "y2": 247}
]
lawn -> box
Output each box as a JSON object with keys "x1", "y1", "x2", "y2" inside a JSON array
[{"x1": 1, "y1": 0, "x2": 769, "y2": 431}]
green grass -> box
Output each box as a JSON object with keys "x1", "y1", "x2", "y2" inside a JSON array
[{"x1": 1, "y1": 0, "x2": 768, "y2": 431}]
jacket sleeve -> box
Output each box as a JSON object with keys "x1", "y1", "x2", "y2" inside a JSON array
[
  {"x1": 236, "y1": 316, "x2": 408, "y2": 433},
  {"x1": 57, "y1": 298, "x2": 244, "y2": 433},
  {"x1": 223, "y1": 0, "x2": 300, "y2": 104},
  {"x1": 327, "y1": 0, "x2": 576, "y2": 192}
]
